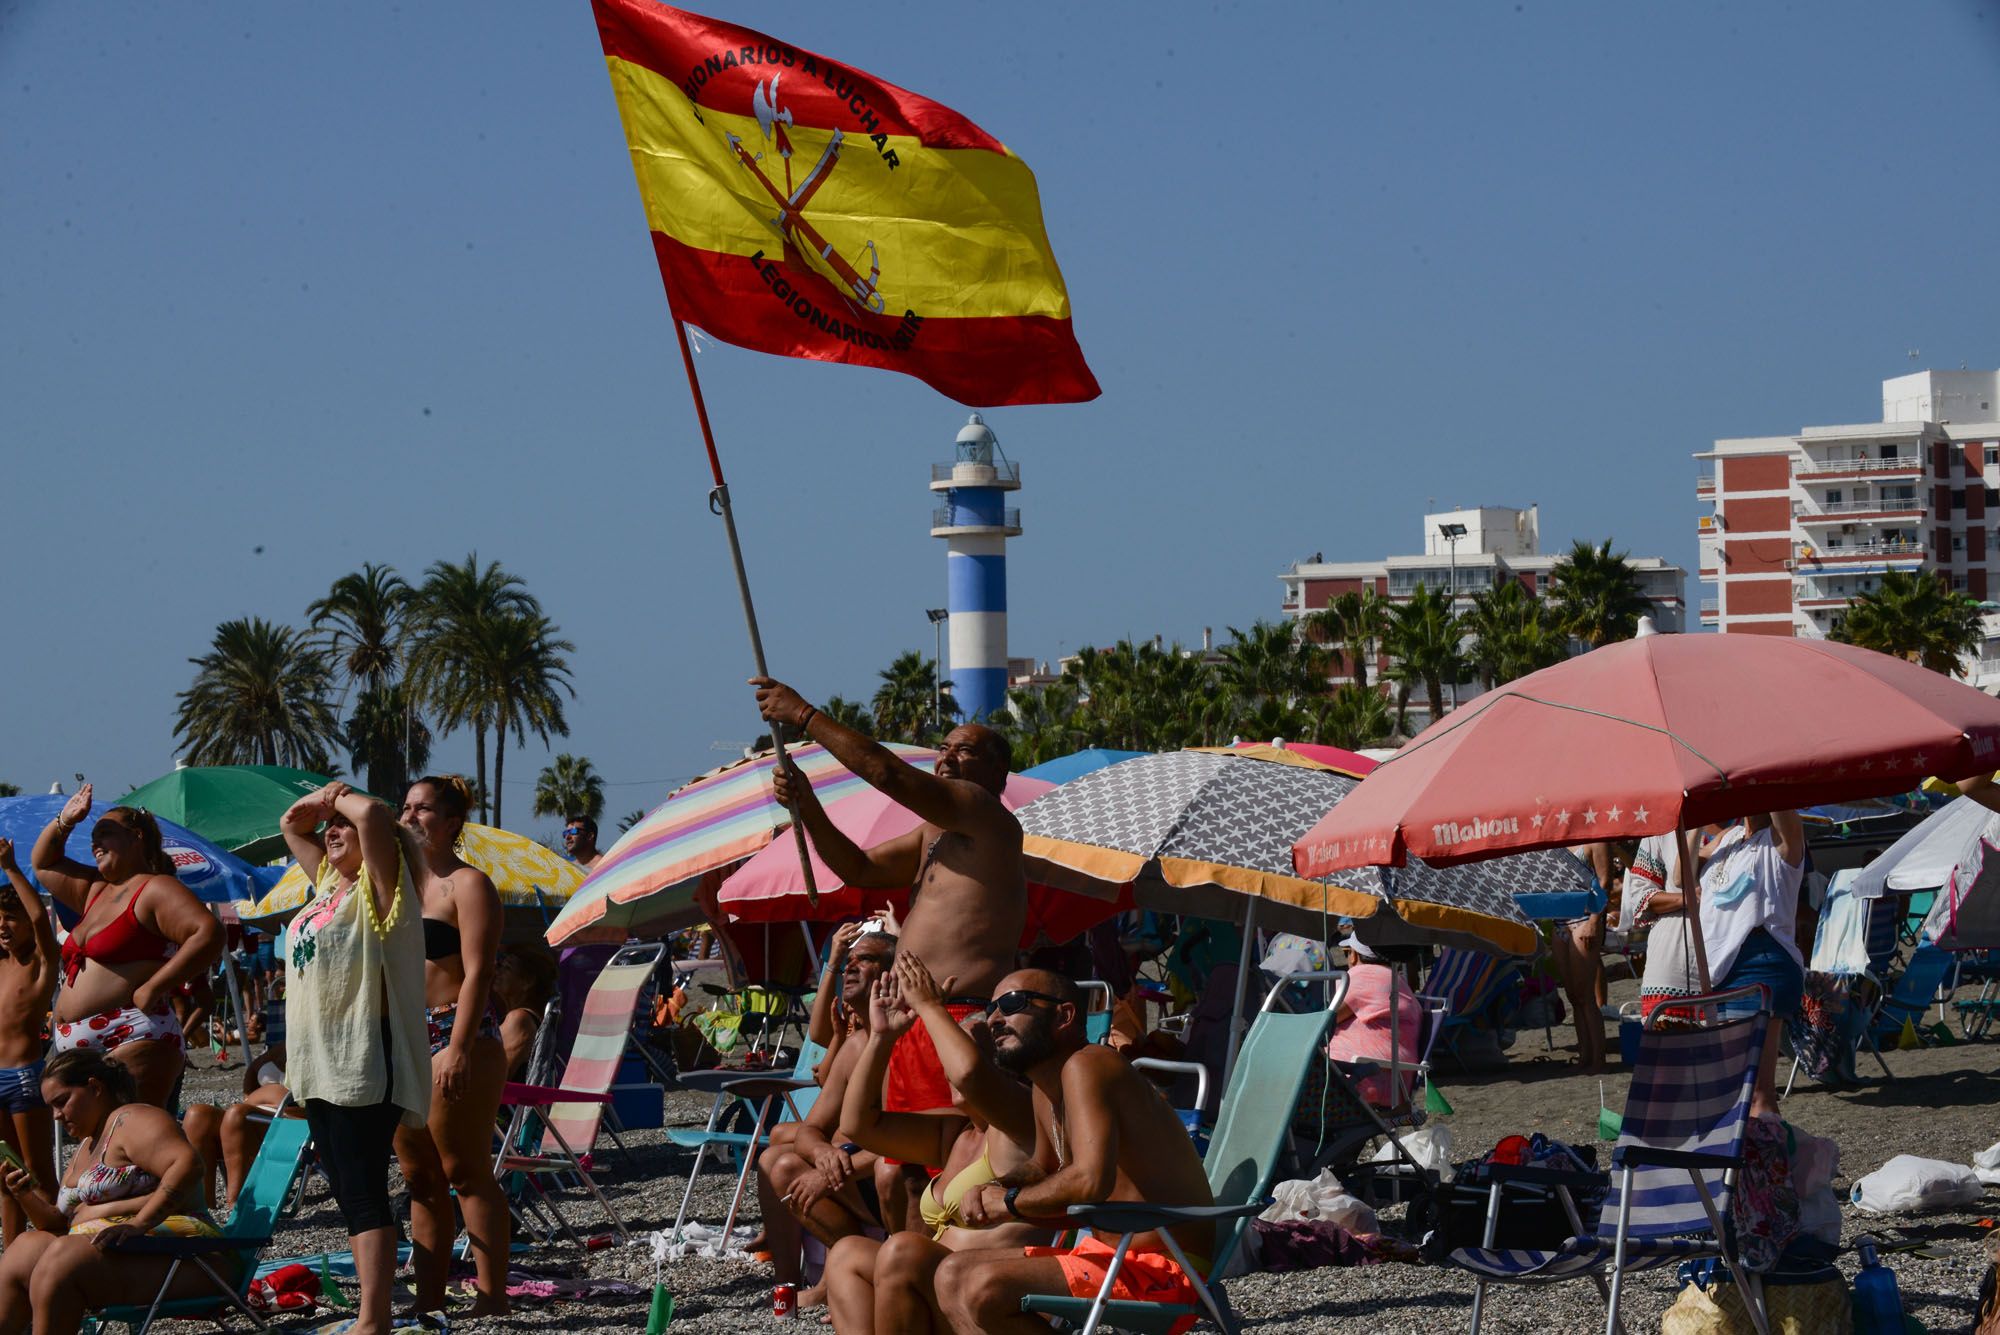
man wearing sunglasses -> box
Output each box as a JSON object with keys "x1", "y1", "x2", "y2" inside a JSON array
[
  {"x1": 559, "y1": 815, "x2": 605, "y2": 872},
  {"x1": 753, "y1": 676, "x2": 1026, "y2": 1130},
  {"x1": 924, "y1": 967, "x2": 1216, "y2": 1333}
]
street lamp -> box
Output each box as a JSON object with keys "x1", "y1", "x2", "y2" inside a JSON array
[
  {"x1": 1438, "y1": 521, "x2": 1469, "y2": 712},
  {"x1": 926, "y1": 608, "x2": 949, "y2": 731}
]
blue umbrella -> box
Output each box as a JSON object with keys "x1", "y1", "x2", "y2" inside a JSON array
[
  {"x1": 1021, "y1": 749, "x2": 1149, "y2": 786},
  {"x1": 0, "y1": 795, "x2": 266, "y2": 906}
]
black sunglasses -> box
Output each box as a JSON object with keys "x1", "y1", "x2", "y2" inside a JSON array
[{"x1": 984, "y1": 989, "x2": 1065, "y2": 1017}]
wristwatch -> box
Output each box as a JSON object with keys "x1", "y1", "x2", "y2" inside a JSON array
[{"x1": 1003, "y1": 1185, "x2": 1024, "y2": 1220}]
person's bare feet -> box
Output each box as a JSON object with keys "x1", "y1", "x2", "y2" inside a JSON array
[
  {"x1": 464, "y1": 1293, "x2": 512, "y2": 1318},
  {"x1": 798, "y1": 1281, "x2": 827, "y2": 1311}
]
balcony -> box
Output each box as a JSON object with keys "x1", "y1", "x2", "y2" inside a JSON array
[
  {"x1": 930, "y1": 459, "x2": 1021, "y2": 488},
  {"x1": 930, "y1": 505, "x2": 1022, "y2": 535},
  {"x1": 1696, "y1": 473, "x2": 1716, "y2": 496},
  {"x1": 1793, "y1": 498, "x2": 1925, "y2": 522},
  {"x1": 1795, "y1": 454, "x2": 1923, "y2": 481},
  {"x1": 1699, "y1": 599, "x2": 1719, "y2": 614},
  {"x1": 1800, "y1": 540, "x2": 1925, "y2": 561}
]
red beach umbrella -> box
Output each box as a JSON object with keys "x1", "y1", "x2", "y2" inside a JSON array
[{"x1": 1293, "y1": 633, "x2": 2000, "y2": 879}]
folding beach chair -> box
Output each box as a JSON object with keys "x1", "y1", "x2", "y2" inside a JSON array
[
  {"x1": 1427, "y1": 948, "x2": 1517, "y2": 1069},
  {"x1": 1447, "y1": 988, "x2": 1772, "y2": 1335},
  {"x1": 90, "y1": 1116, "x2": 312, "y2": 1335},
  {"x1": 493, "y1": 940, "x2": 663, "y2": 1241},
  {"x1": 1267, "y1": 972, "x2": 1447, "y2": 1211},
  {"x1": 1864, "y1": 943, "x2": 1957, "y2": 1057},
  {"x1": 1018, "y1": 979, "x2": 1341, "y2": 1334},
  {"x1": 665, "y1": 1039, "x2": 825, "y2": 1246}
]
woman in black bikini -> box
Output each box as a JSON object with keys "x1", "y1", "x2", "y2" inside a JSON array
[{"x1": 392, "y1": 776, "x2": 511, "y2": 1318}]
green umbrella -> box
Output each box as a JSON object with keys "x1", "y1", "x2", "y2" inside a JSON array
[{"x1": 116, "y1": 765, "x2": 355, "y2": 864}]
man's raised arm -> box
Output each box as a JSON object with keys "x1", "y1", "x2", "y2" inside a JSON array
[{"x1": 753, "y1": 676, "x2": 1010, "y2": 848}]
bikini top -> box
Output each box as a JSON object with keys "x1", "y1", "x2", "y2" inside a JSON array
[
  {"x1": 54, "y1": 1111, "x2": 159, "y2": 1217},
  {"x1": 422, "y1": 916, "x2": 461, "y2": 962},
  {"x1": 60, "y1": 878, "x2": 174, "y2": 986},
  {"x1": 919, "y1": 1147, "x2": 997, "y2": 1241}
]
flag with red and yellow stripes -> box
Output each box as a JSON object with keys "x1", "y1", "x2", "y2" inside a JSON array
[{"x1": 590, "y1": 0, "x2": 1100, "y2": 407}]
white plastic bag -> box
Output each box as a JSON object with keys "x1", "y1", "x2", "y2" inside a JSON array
[
  {"x1": 1850, "y1": 1154, "x2": 1985, "y2": 1213},
  {"x1": 1973, "y1": 1140, "x2": 2000, "y2": 1186},
  {"x1": 1257, "y1": 1167, "x2": 1378, "y2": 1233},
  {"x1": 1370, "y1": 1124, "x2": 1454, "y2": 1182},
  {"x1": 1790, "y1": 1127, "x2": 1843, "y2": 1245}
]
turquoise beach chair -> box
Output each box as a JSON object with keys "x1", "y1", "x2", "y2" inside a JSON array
[
  {"x1": 1017, "y1": 977, "x2": 1341, "y2": 1334},
  {"x1": 666, "y1": 1039, "x2": 826, "y2": 1245},
  {"x1": 89, "y1": 1115, "x2": 312, "y2": 1335}
]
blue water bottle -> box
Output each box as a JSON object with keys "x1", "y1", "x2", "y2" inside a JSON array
[{"x1": 1852, "y1": 1235, "x2": 1906, "y2": 1334}]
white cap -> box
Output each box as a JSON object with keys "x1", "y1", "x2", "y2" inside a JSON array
[{"x1": 1338, "y1": 932, "x2": 1380, "y2": 961}]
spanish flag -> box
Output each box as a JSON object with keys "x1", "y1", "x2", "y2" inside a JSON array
[{"x1": 591, "y1": 1, "x2": 1100, "y2": 407}]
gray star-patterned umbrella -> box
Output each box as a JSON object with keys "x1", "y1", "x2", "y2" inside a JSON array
[{"x1": 1019, "y1": 746, "x2": 1568, "y2": 957}]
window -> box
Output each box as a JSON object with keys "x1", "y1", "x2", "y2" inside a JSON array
[
  {"x1": 1955, "y1": 575, "x2": 1970, "y2": 591},
  {"x1": 1955, "y1": 533, "x2": 1967, "y2": 552},
  {"x1": 1952, "y1": 488, "x2": 1967, "y2": 509},
  {"x1": 1987, "y1": 446, "x2": 1998, "y2": 467},
  {"x1": 1825, "y1": 489, "x2": 1843, "y2": 505},
  {"x1": 1987, "y1": 488, "x2": 1999, "y2": 505}
]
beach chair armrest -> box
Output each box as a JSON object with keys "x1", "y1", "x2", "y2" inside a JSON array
[
  {"x1": 1063, "y1": 1199, "x2": 1268, "y2": 1234},
  {"x1": 1484, "y1": 1163, "x2": 1607, "y2": 1191},
  {"x1": 103, "y1": 1233, "x2": 266, "y2": 1259},
  {"x1": 1613, "y1": 1145, "x2": 1739, "y2": 1172},
  {"x1": 501, "y1": 1081, "x2": 613, "y2": 1106},
  {"x1": 675, "y1": 1068, "x2": 810, "y2": 1095}
]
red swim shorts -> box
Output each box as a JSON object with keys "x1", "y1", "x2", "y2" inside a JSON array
[
  {"x1": 1024, "y1": 1235, "x2": 1203, "y2": 1334},
  {"x1": 884, "y1": 1002, "x2": 983, "y2": 1114}
]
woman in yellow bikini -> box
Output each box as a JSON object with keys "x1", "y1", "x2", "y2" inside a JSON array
[
  {"x1": 0, "y1": 1049, "x2": 218, "y2": 1335},
  {"x1": 824, "y1": 955, "x2": 1049, "y2": 1335}
]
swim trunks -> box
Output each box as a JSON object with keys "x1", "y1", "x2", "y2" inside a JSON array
[
  {"x1": 884, "y1": 1001, "x2": 983, "y2": 1114},
  {"x1": 0, "y1": 1059, "x2": 44, "y2": 1113},
  {"x1": 425, "y1": 1003, "x2": 500, "y2": 1056},
  {"x1": 51, "y1": 1003, "x2": 185, "y2": 1057},
  {"x1": 1024, "y1": 1234, "x2": 1206, "y2": 1335}
]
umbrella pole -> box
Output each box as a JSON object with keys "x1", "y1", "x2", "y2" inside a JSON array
[
  {"x1": 668, "y1": 313, "x2": 818, "y2": 905},
  {"x1": 1678, "y1": 825, "x2": 1713, "y2": 991},
  {"x1": 1223, "y1": 898, "x2": 1259, "y2": 1089}
]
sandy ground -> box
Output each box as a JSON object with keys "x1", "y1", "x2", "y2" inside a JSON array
[{"x1": 120, "y1": 977, "x2": 2000, "y2": 1332}]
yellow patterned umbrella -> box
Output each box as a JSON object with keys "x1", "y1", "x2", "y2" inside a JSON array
[{"x1": 240, "y1": 823, "x2": 583, "y2": 943}]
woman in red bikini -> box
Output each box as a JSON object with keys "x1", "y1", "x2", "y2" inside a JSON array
[
  {"x1": 30, "y1": 786, "x2": 223, "y2": 1107},
  {"x1": 392, "y1": 775, "x2": 510, "y2": 1319}
]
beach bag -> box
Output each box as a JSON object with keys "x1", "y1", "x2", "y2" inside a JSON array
[
  {"x1": 1850, "y1": 1154, "x2": 1984, "y2": 1213},
  {"x1": 1732, "y1": 1117, "x2": 1799, "y2": 1272},
  {"x1": 1259, "y1": 1168, "x2": 1377, "y2": 1233},
  {"x1": 1789, "y1": 1125, "x2": 1842, "y2": 1246},
  {"x1": 1661, "y1": 1260, "x2": 1851, "y2": 1335}
]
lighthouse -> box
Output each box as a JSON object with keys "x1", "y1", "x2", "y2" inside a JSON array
[{"x1": 929, "y1": 414, "x2": 1021, "y2": 722}]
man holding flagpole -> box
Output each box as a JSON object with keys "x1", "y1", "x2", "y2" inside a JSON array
[{"x1": 753, "y1": 678, "x2": 1025, "y2": 1127}]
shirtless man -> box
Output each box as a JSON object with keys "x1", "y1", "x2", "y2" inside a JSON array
[
  {"x1": 0, "y1": 840, "x2": 57, "y2": 1242},
  {"x1": 929, "y1": 968, "x2": 1216, "y2": 1334},
  {"x1": 753, "y1": 677, "x2": 1027, "y2": 1131}
]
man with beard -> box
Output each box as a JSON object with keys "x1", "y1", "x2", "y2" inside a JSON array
[
  {"x1": 754, "y1": 929, "x2": 897, "y2": 1310},
  {"x1": 752, "y1": 678, "x2": 1026, "y2": 1133},
  {"x1": 928, "y1": 968, "x2": 1215, "y2": 1335}
]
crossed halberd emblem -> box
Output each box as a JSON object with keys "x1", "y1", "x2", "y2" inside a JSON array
[{"x1": 725, "y1": 74, "x2": 886, "y2": 315}]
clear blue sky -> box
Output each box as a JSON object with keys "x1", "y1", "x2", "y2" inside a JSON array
[{"x1": 5, "y1": 1, "x2": 1998, "y2": 839}]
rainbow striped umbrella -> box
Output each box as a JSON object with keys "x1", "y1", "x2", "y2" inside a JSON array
[{"x1": 543, "y1": 742, "x2": 936, "y2": 947}]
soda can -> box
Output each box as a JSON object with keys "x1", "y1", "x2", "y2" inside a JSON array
[{"x1": 772, "y1": 1283, "x2": 796, "y2": 1319}]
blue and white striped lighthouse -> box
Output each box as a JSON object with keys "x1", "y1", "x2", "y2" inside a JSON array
[{"x1": 929, "y1": 414, "x2": 1021, "y2": 723}]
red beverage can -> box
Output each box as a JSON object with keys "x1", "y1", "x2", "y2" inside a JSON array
[{"x1": 772, "y1": 1283, "x2": 796, "y2": 1319}]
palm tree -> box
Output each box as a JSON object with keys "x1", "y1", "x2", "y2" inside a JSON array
[
  {"x1": 478, "y1": 613, "x2": 577, "y2": 828},
  {"x1": 1302, "y1": 589, "x2": 1389, "y2": 690},
  {"x1": 1307, "y1": 683, "x2": 1395, "y2": 750},
  {"x1": 344, "y1": 682, "x2": 431, "y2": 797},
  {"x1": 308, "y1": 563, "x2": 410, "y2": 690},
  {"x1": 1463, "y1": 580, "x2": 1571, "y2": 689},
  {"x1": 618, "y1": 808, "x2": 646, "y2": 834},
  {"x1": 174, "y1": 617, "x2": 340, "y2": 769},
  {"x1": 873, "y1": 651, "x2": 957, "y2": 742},
  {"x1": 1383, "y1": 585, "x2": 1465, "y2": 728},
  {"x1": 533, "y1": 753, "x2": 605, "y2": 825},
  {"x1": 1833, "y1": 569, "x2": 1984, "y2": 675},
  {"x1": 1216, "y1": 620, "x2": 1312, "y2": 706},
  {"x1": 0, "y1": 783, "x2": 20, "y2": 798},
  {"x1": 406, "y1": 555, "x2": 541, "y2": 818},
  {"x1": 822, "y1": 695, "x2": 875, "y2": 736},
  {"x1": 995, "y1": 680, "x2": 1083, "y2": 767},
  {"x1": 1548, "y1": 539, "x2": 1652, "y2": 648}
]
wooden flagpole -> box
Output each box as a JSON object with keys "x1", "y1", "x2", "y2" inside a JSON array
[{"x1": 668, "y1": 313, "x2": 819, "y2": 905}]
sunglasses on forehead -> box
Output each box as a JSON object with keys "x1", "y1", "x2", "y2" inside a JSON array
[{"x1": 983, "y1": 989, "x2": 1066, "y2": 1017}]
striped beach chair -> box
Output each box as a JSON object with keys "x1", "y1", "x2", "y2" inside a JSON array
[
  {"x1": 493, "y1": 940, "x2": 664, "y2": 1241},
  {"x1": 1449, "y1": 989, "x2": 1771, "y2": 1335},
  {"x1": 1427, "y1": 948, "x2": 1516, "y2": 1069}
]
